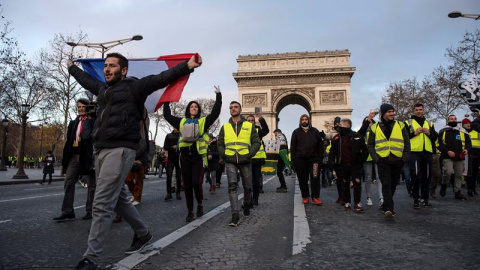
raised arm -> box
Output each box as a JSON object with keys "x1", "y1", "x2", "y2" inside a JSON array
[
  {"x1": 163, "y1": 102, "x2": 182, "y2": 130},
  {"x1": 204, "y1": 87, "x2": 222, "y2": 130},
  {"x1": 257, "y1": 116, "x2": 270, "y2": 138},
  {"x1": 68, "y1": 60, "x2": 104, "y2": 96}
]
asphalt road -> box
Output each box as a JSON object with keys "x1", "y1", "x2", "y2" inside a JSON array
[{"x1": 1, "y1": 173, "x2": 479, "y2": 270}]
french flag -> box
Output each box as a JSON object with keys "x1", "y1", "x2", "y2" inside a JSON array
[{"x1": 75, "y1": 53, "x2": 197, "y2": 113}]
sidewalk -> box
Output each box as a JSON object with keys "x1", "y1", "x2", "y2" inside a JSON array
[{"x1": 0, "y1": 167, "x2": 64, "y2": 185}]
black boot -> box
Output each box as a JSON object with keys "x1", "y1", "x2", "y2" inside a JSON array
[
  {"x1": 455, "y1": 191, "x2": 467, "y2": 200},
  {"x1": 243, "y1": 203, "x2": 250, "y2": 217},
  {"x1": 440, "y1": 185, "x2": 447, "y2": 197},
  {"x1": 467, "y1": 190, "x2": 474, "y2": 197}
]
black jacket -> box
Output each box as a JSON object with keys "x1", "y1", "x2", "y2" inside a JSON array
[
  {"x1": 438, "y1": 126, "x2": 471, "y2": 161},
  {"x1": 328, "y1": 130, "x2": 368, "y2": 166},
  {"x1": 290, "y1": 127, "x2": 324, "y2": 163},
  {"x1": 62, "y1": 116, "x2": 94, "y2": 174},
  {"x1": 207, "y1": 139, "x2": 220, "y2": 171},
  {"x1": 163, "y1": 131, "x2": 180, "y2": 162},
  {"x1": 69, "y1": 61, "x2": 192, "y2": 150}
]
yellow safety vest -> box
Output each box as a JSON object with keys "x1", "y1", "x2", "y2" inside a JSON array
[
  {"x1": 470, "y1": 130, "x2": 480, "y2": 149},
  {"x1": 223, "y1": 121, "x2": 253, "y2": 157},
  {"x1": 442, "y1": 130, "x2": 465, "y2": 149},
  {"x1": 406, "y1": 119, "x2": 433, "y2": 152},
  {"x1": 253, "y1": 128, "x2": 266, "y2": 159},
  {"x1": 178, "y1": 117, "x2": 209, "y2": 155},
  {"x1": 365, "y1": 130, "x2": 372, "y2": 161},
  {"x1": 371, "y1": 121, "x2": 405, "y2": 158},
  {"x1": 326, "y1": 143, "x2": 331, "y2": 154}
]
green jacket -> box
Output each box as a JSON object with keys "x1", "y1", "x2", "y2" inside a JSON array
[{"x1": 218, "y1": 116, "x2": 261, "y2": 164}]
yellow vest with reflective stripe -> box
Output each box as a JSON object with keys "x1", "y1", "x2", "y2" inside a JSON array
[
  {"x1": 253, "y1": 128, "x2": 266, "y2": 159},
  {"x1": 178, "y1": 117, "x2": 209, "y2": 155},
  {"x1": 371, "y1": 121, "x2": 405, "y2": 158},
  {"x1": 442, "y1": 130, "x2": 465, "y2": 149},
  {"x1": 406, "y1": 119, "x2": 433, "y2": 152},
  {"x1": 223, "y1": 121, "x2": 253, "y2": 157},
  {"x1": 469, "y1": 130, "x2": 480, "y2": 149},
  {"x1": 365, "y1": 130, "x2": 372, "y2": 161}
]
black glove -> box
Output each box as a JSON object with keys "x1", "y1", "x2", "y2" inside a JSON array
[{"x1": 319, "y1": 130, "x2": 326, "y2": 139}]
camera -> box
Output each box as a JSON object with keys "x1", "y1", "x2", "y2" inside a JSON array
[{"x1": 84, "y1": 102, "x2": 97, "y2": 117}]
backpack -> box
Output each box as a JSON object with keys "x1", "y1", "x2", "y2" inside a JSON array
[{"x1": 181, "y1": 118, "x2": 200, "y2": 143}]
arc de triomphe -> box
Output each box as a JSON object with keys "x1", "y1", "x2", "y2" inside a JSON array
[{"x1": 232, "y1": 50, "x2": 355, "y2": 138}]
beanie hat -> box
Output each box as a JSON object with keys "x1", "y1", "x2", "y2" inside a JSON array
[
  {"x1": 333, "y1": 116, "x2": 341, "y2": 126},
  {"x1": 273, "y1": 129, "x2": 282, "y2": 133},
  {"x1": 380, "y1": 104, "x2": 395, "y2": 117},
  {"x1": 462, "y1": 118, "x2": 471, "y2": 125}
]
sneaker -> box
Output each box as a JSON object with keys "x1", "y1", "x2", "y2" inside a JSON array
[
  {"x1": 302, "y1": 198, "x2": 309, "y2": 204},
  {"x1": 82, "y1": 212, "x2": 92, "y2": 220},
  {"x1": 132, "y1": 200, "x2": 141, "y2": 206},
  {"x1": 413, "y1": 200, "x2": 420, "y2": 209},
  {"x1": 53, "y1": 213, "x2": 75, "y2": 222},
  {"x1": 176, "y1": 192, "x2": 182, "y2": 200},
  {"x1": 164, "y1": 194, "x2": 173, "y2": 201},
  {"x1": 39, "y1": 182, "x2": 44, "y2": 185},
  {"x1": 130, "y1": 197, "x2": 135, "y2": 202},
  {"x1": 385, "y1": 210, "x2": 394, "y2": 218},
  {"x1": 354, "y1": 203, "x2": 364, "y2": 212},
  {"x1": 243, "y1": 203, "x2": 250, "y2": 216},
  {"x1": 455, "y1": 191, "x2": 467, "y2": 200},
  {"x1": 336, "y1": 197, "x2": 345, "y2": 204},
  {"x1": 210, "y1": 185, "x2": 216, "y2": 195},
  {"x1": 197, "y1": 204, "x2": 204, "y2": 217},
  {"x1": 124, "y1": 232, "x2": 153, "y2": 255},
  {"x1": 312, "y1": 198, "x2": 323, "y2": 205},
  {"x1": 344, "y1": 203, "x2": 351, "y2": 210},
  {"x1": 366, "y1": 197, "x2": 373, "y2": 206},
  {"x1": 216, "y1": 183, "x2": 221, "y2": 188},
  {"x1": 186, "y1": 212, "x2": 195, "y2": 222},
  {"x1": 379, "y1": 198, "x2": 384, "y2": 209},
  {"x1": 74, "y1": 258, "x2": 97, "y2": 270},
  {"x1": 440, "y1": 184, "x2": 447, "y2": 197},
  {"x1": 276, "y1": 187, "x2": 287, "y2": 193},
  {"x1": 421, "y1": 200, "x2": 432, "y2": 208},
  {"x1": 229, "y1": 213, "x2": 240, "y2": 227}
]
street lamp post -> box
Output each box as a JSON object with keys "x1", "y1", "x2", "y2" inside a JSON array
[
  {"x1": 66, "y1": 35, "x2": 143, "y2": 58},
  {"x1": 448, "y1": 11, "x2": 480, "y2": 20},
  {"x1": 0, "y1": 117, "x2": 8, "y2": 171},
  {"x1": 12, "y1": 104, "x2": 30, "y2": 179}
]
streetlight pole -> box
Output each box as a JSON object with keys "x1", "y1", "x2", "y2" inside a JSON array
[
  {"x1": 0, "y1": 117, "x2": 8, "y2": 171},
  {"x1": 13, "y1": 104, "x2": 30, "y2": 179},
  {"x1": 66, "y1": 35, "x2": 143, "y2": 58}
]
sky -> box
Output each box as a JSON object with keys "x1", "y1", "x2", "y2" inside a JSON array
[{"x1": 2, "y1": 0, "x2": 479, "y2": 146}]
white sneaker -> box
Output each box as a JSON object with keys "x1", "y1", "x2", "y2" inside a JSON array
[
  {"x1": 379, "y1": 198, "x2": 384, "y2": 208},
  {"x1": 132, "y1": 201, "x2": 140, "y2": 206},
  {"x1": 366, "y1": 197, "x2": 373, "y2": 206},
  {"x1": 130, "y1": 197, "x2": 134, "y2": 202}
]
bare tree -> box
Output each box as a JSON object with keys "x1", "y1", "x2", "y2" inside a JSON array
[
  {"x1": 381, "y1": 78, "x2": 426, "y2": 121},
  {"x1": 37, "y1": 30, "x2": 90, "y2": 138},
  {"x1": 446, "y1": 28, "x2": 480, "y2": 77}
]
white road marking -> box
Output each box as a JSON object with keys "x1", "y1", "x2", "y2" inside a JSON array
[
  {"x1": 0, "y1": 193, "x2": 64, "y2": 203},
  {"x1": 113, "y1": 176, "x2": 276, "y2": 270},
  {"x1": 0, "y1": 219, "x2": 12, "y2": 224},
  {"x1": 74, "y1": 205, "x2": 86, "y2": 210},
  {"x1": 292, "y1": 177, "x2": 311, "y2": 255}
]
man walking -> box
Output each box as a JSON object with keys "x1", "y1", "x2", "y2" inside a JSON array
[
  {"x1": 405, "y1": 103, "x2": 437, "y2": 209},
  {"x1": 438, "y1": 115, "x2": 471, "y2": 200},
  {"x1": 218, "y1": 101, "x2": 260, "y2": 227},
  {"x1": 273, "y1": 129, "x2": 288, "y2": 193},
  {"x1": 291, "y1": 114, "x2": 324, "y2": 205},
  {"x1": 53, "y1": 98, "x2": 96, "y2": 222},
  {"x1": 68, "y1": 53, "x2": 202, "y2": 269},
  {"x1": 367, "y1": 104, "x2": 410, "y2": 218},
  {"x1": 164, "y1": 128, "x2": 182, "y2": 200}
]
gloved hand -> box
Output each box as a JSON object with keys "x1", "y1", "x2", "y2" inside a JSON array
[
  {"x1": 319, "y1": 130, "x2": 326, "y2": 139},
  {"x1": 214, "y1": 85, "x2": 221, "y2": 94}
]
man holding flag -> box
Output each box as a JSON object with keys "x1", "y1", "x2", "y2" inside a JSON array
[{"x1": 68, "y1": 52, "x2": 201, "y2": 270}]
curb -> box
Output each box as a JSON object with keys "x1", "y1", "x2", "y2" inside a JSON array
[{"x1": 0, "y1": 176, "x2": 65, "y2": 186}]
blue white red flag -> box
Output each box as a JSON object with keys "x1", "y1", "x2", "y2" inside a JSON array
[{"x1": 75, "y1": 53, "x2": 196, "y2": 112}]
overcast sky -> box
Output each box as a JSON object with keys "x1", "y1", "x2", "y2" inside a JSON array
[{"x1": 2, "y1": 0, "x2": 479, "y2": 145}]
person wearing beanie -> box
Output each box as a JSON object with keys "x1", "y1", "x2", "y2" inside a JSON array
[
  {"x1": 367, "y1": 104, "x2": 410, "y2": 218},
  {"x1": 438, "y1": 115, "x2": 471, "y2": 200},
  {"x1": 404, "y1": 103, "x2": 438, "y2": 209}
]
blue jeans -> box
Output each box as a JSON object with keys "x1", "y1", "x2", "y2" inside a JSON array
[{"x1": 226, "y1": 163, "x2": 252, "y2": 214}]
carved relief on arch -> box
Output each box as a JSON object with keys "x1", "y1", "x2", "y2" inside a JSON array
[
  {"x1": 242, "y1": 94, "x2": 267, "y2": 107},
  {"x1": 271, "y1": 88, "x2": 315, "y2": 105}
]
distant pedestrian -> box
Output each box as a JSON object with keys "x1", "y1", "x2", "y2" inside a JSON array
[
  {"x1": 40, "y1": 151, "x2": 55, "y2": 185},
  {"x1": 273, "y1": 129, "x2": 288, "y2": 193},
  {"x1": 164, "y1": 128, "x2": 182, "y2": 200}
]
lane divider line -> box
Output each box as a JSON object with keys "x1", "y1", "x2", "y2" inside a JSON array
[
  {"x1": 292, "y1": 176, "x2": 311, "y2": 255},
  {"x1": 0, "y1": 219, "x2": 12, "y2": 224},
  {"x1": 113, "y1": 175, "x2": 276, "y2": 270},
  {"x1": 0, "y1": 193, "x2": 64, "y2": 203}
]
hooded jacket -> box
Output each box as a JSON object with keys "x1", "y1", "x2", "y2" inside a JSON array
[
  {"x1": 218, "y1": 116, "x2": 261, "y2": 164},
  {"x1": 68, "y1": 61, "x2": 192, "y2": 150},
  {"x1": 438, "y1": 125, "x2": 471, "y2": 161},
  {"x1": 290, "y1": 115, "x2": 324, "y2": 163},
  {"x1": 328, "y1": 128, "x2": 368, "y2": 166}
]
